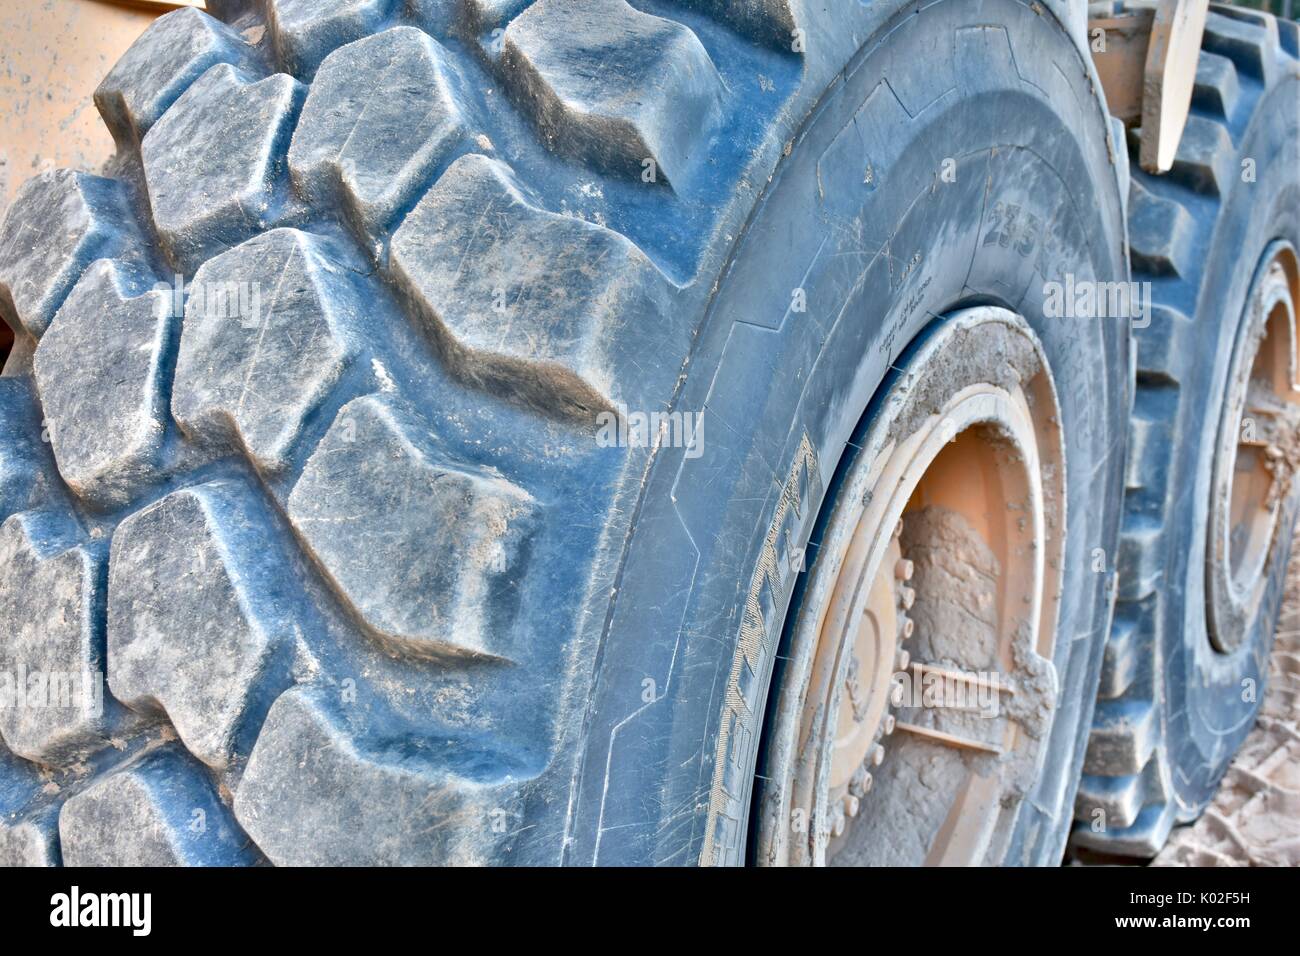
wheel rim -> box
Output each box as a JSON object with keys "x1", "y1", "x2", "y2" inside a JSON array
[
  {"x1": 753, "y1": 307, "x2": 1066, "y2": 866},
  {"x1": 1208, "y1": 242, "x2": 1300, "y2": 653}
]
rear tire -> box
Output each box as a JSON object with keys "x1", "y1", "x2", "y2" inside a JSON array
[{"x1": 1071, "y1": 4, "x2": 1300, "y2": 858}]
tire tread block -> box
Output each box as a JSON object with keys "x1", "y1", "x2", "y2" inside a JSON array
[
  {"x1": 108, "y1": 481, "x2": 303, "y2": 770},
  {"x1": 1202, "y1": 8, "x2": 1279, "y2": 84},
  {"x1": 234, "y1": 686, "x2": 535, "y2": 865},
  {"x1": 59, "y1": 745, "x2": 260, "y2": 866},
  {"x1": 287, "y1": 394, "x2": 536, "y2": 660},
  {"x1": 142, "y1": 64, "x2": 305, "y2": 270},
  {"x1": 0, "y1": 170, "x2": 146, "y2": 339},
  {"x1": 34, "y1": 260, "x2": 174, "y2": 508},
  {"x1": 1127, "y1": 180, "x2": 1195, "y2": 278},
  {"x1": 1191, "y1": 51, "x2": 1240, "y2": 119},
  {"x1": 171, "y1": 228, "x2": 367, "y2": 473},
  {"x1": 1083, "y1": 697, "x2": 1158, "y2": 776},
  {"x1": 0, "y1": 513, "x2": 108, "y2": 766},
  {"x1": 289, "y1": 27, "x2": 474, "y2": 239},
  {"x1": 1168, "y1": 114, "x2": 1235, "y2": 197},
  {"x1": 264, "y1": 0, "x2": 400, "y2": 79},
  {"x1": 389, "y1": 153, "x2": 677, "y2": 418},
  {"x1": 95, "y1": 6, "x2": 263, "y2": 147},
  {"x1": 501, "y1": 0, "x2": 724, "y2": 187}
]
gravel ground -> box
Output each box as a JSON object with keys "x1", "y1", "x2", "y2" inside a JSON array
[{"x1": 1152, "y1": 526, "x2": 1300, "y2": 866}]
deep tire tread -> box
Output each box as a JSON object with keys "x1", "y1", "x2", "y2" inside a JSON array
[{"x1": 0, "y1": 0, "x2": 813, "y2": 866}]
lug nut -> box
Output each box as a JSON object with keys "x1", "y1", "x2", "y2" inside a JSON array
[
  {"x1": 844, "y1": 794, "x2": 860, "y2": 818},
  {"x1": 893, "y1": 519, "x2": 904, "y2": 539},
  {"x1": 849, "y1": 766, "x2": 867, "y2": 796},
  {"x1": 860, "y1": 771, "x2": 874, "y2": 793},
  {"x1": 891, "y1": 680, "x2": 905, "y2": 706},
  {"x1": 870, "y1": 744, "x2": 885, "y2": 767},
  {"x1": 883, "y1": 714, "x2": 896, "y2": 735},
  {"x1": 895, "y1": 558, "x2": 914, "y2": 581},
  {"x1": 900, "y1": 586, "x2": 915, "y2": 610},
  {"x1": 832, "y1": 808, "x2": 847, "y2": 838},
  {"x1": 901, "y1": 617, "x2": 915, "y2": 639},
  {"x1": 896, "y1": 649, "x2": 910, "y2": 672}
]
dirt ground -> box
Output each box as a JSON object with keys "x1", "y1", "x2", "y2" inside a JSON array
[
  {"x1": 0, "y1": 1, "x2": 156, "y2": 216},
  {"x1": 1151, "y1": 525, "x2": 1300, "y2": 866}
]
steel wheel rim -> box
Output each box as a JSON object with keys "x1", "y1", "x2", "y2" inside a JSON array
[
  {"x1": 753, "y1": 307, "x2": 1066, "y2": 866},
  {"x1": 1208, "y1": 242, "x2": 1300, "y2": 653}
]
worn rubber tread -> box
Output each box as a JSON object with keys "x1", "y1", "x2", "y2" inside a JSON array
[
  {"x1": 59, "y1": 745, "x2": 262, "y2": 866},
  {"x1": 108, "y1": 481, "x2": 306, "y2": 771},
  {"x1": 499, "y1": 0, "x2": 725, "y2": 188},
  {"x1": 34, "y1": 260, "x2": 175, "y2": 508},
  {"x1": 0, "y1": 169, "x2": 147, "y2": 340},
  {"x1": 262, "y1": 0, "x2": 402, "y2": 80},
  {"x1": 141, "y1": 64, "x2": 305, "y2": 271},
  {"x1": 95, "y1": 6, "x2": 265, "y2": 149},
  {"x1": 0, "y1": 0, "x2": 745, "y2": 866},
  {"x1": 287, "y1": 26, "x2": 475, "y2": 242},
  {"x1": 1127, "y1": 179, "x2": 1196, "y2": 279},
  {"x1": 388, "y1": 152, "x2": 680, "y2": 419},
  {"x1": 1192, "y1": 51, "x2": 1240, "y2": 120}
]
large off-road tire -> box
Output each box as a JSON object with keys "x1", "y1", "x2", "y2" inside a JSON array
[
  {"x1": 1071, "y1": 5, "x2": 1300, "y2": 858},
  {"x1": 0, "y1": 0, "x2": 1123, "y2": 865}
]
